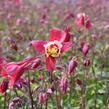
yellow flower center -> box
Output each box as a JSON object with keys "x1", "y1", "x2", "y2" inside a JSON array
[
  {"x1": 44, "y1": 40, "x2": 62, "y2": 57},
  {"x1": 47, "y1": 44, "x2": 59, "y2": 57}
]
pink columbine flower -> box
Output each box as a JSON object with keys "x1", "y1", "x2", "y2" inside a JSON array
[
  {"x1": 31, "y1": 28, "x2": 73, "y2": 71},
  {"x1": 75, "y1": 13, "x2": 92, "y2": 29},
  {"x1": 0, "y1": 56, "x2": 40, "y2": 86}
]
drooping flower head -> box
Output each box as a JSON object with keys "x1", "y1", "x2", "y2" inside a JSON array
[
  {"x1": 75, "y1": 13, "x2": 92, "y2": 29},
  {"x1": 31, "y1": 28, "x2": 73, "y2": 71},
  {"x1": 0, "y1": 56, "x2": 41, "y2": 86}
]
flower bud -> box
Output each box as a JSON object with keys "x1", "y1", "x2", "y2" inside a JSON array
[
  {"x1": 38, "y1": 93, "x2": 46, "y2": 104},
  {"x1": 64, "y1": 12, "x2": 74, "y2": 21},
  {"x1": 64, "y1": 25, "x2": 71, "y2": 42},
  {"x1": 12, "y1": 97, "x2": 21, "y2": 103},
  {"x1": 75, "y1": 13, "x2": 92, "y2": 29},
  {"x1": 82, "y1": 42, "x2": 90, "y2": 56},
  {"x1": 67, "y1": 57, "x2": 78, "y2": 74},
  {"x1": 0, "y1": 78, "x2": 9, "y2": 93},
  {"x1": 83, "y1": 58, "x2": 90, "y2": 67},
  {"x1": 60, "y1": 75, "x2": 68, "y2": 94},
  {"x1": 75, "y1": 78, "x2": 83, "y2": 85},
  {"x1": 11, "y1": 43, "x2": 18, "y2": 51},
  {"x1": 47, "y1": 88, "x2": 52, "y2": 94},
  {"x1": 38, "y1": 75, "x2": 43, "y2": 80},
  {"x1": 92, "y1": 34, "x2": 98, "y2": 39},
  {"x1": 9, "y1": 102, "x2": 15, "y2": 108}
]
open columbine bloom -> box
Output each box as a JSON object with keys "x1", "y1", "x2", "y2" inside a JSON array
[{"x1": 31, "y1": 28, "x2": 73, "y2": 71}]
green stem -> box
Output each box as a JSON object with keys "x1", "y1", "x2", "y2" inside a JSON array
[
  {"x1": 4, "y1": 92, "x2": 7, "y2": 109},
  {"x1": 27, "y1": 71, "x2": 34, "y2": 109}
]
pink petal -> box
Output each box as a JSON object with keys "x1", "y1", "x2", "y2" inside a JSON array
[
  {"x1": 31, "y1": 40, "x2": 47, "y2": 52},
  {"x1": 9, "y1": 68, "x2": 23, "y2": 86},
  {"x1": 61, "y1": 42, "x2": 73, "y2": 53},
  {"x1": 46, "y1": 56, "x2": 55, "y2": 71},
  {"x1": 1, "y1": 69, "x2": 7, "y2": 76},
  {"x1": 49, "y1": 28, "x2": 66, "y2": 43},
  {"x1": 9, "y1": 77, "x2": 16, "y2": 86}
]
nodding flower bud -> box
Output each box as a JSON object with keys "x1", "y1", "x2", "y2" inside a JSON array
[
  {"x1": 92, "y1": 34, "x2": 98, "y2": 39},
  {"x1": 38, "y1": 93, "x2": 46, "y2": 104},
  {"x1": 67, "y1": 57, "x2": 78, "y2": 74},
  {"x1": 83, "y1": 58, "x2": 90, "y2": 67},
  {"x1": 0, "y1": 56, "x2": 8, "y2": 64},
  {"x1": 11, "y1": 43, "x2": 18, "y2": 51},
  {"x1": 82, "y1": 42, "x2": 90, "y2": 56},
  {"x1": 64, "y1": 25, "x2": 71, "y2": 42},
  {"x1": 47, "y1": 88, "x2": 52, "y2": 94},
  {"x1": 60, "y1": 74, "x2": 68, "y2": 94},
  {"x1": 38, "y1": 75, "x2": 44, "y2": 80},
  {"x1": 0, "y1": 78, "x2": 9, "y2": 93},
  {"x1": 63, "y1": 12, "x2": 74, "y2": 21},
  {"x1": 75, "y1": 78, "x2": 83, "y2": 85},
  {"x1": 9, "y1": 102, "x2": 15, "y2": 108},
  {"x1": 12, "y1": 97, "x2": 21, "y2": 103}
]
